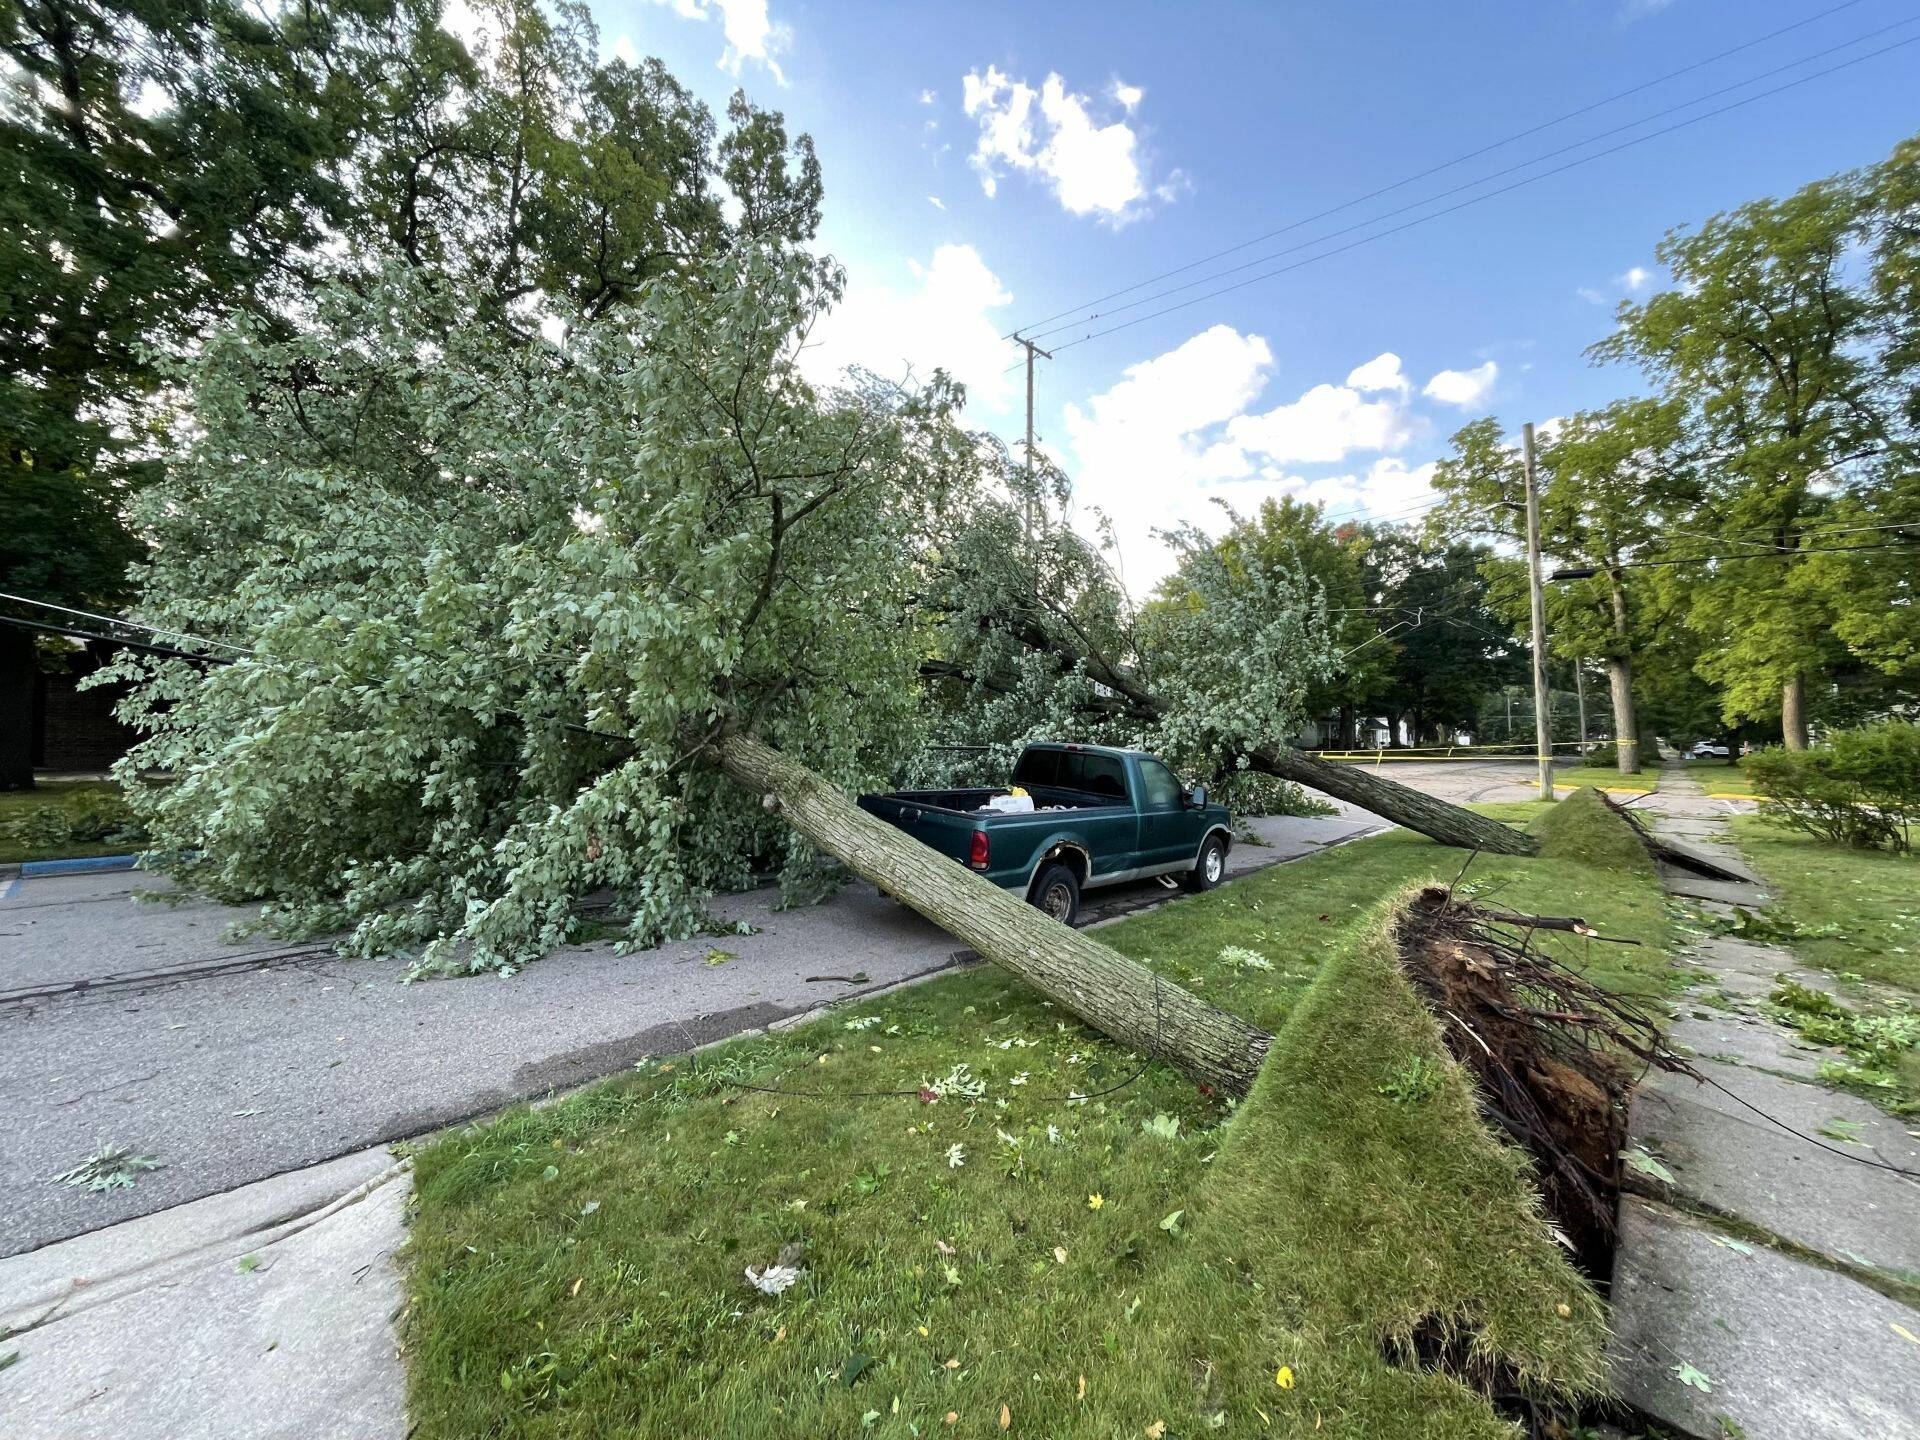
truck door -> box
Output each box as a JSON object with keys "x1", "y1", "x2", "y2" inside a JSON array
[{"x1": 1134, "y1": 757, "x2": 1190, "y2": 871}]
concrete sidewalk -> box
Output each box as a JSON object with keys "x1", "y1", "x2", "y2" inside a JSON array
[
  {"x1": 0, "y1": 1148, "x2": 408, "y2": 1440},
  {"x1": 1607, "y1": 765, "x2": 1920, "y2": 1440}
]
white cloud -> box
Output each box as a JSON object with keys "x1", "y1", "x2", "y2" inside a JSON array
[
  {"x1": 1110, "y1": 78, "x2": 1143, "y2": 112},
  {"x1": 1618, "y1": 265, "x2": 1652, "y2": 292},
  {"x1": 961, "y1": 66, "x2": 1162, "y2": 223},
  {"x1": 1344, "y1": 351, "x2": 1410, "y2": 395},
  {"x1": 800, "y1": 244, "x2": 1016, "y2": 409},
  {"x1": 1060, "y1": 332, "x2": 1448, "y2": 588},
  {"x1": 927, "y1": 195, "x2": 946, "y2": 211},
  {"x1": 1422, "y1": 361, "x2": 1498, "y2": 410},
  {"x1": 645, "y1": 0, "x2": 789, "y2": 83},
  {"x1": 920, "y1": 88, "x2": 937, "y2": 105},
  {"x1": 609, "y1": 33, "x2": 640, "y2": 65},
  {"x1": 1227, "y1": 382, "x2": 1411, "y2": 464},
  {"x1": 1283, "y1": 458, "x2": 1439, "y2": 520}
]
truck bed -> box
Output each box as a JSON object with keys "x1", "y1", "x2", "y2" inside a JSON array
[{"x1": 862, "y1": 786, "x2": 1121, "y2": 816}]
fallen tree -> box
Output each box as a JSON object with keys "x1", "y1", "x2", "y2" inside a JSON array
[
  {"x1": 920, "y1": 502, "x2": 1537, "y2": 857},
  {"x1": 715, "y1": 731, "x2": 1271, "y2": 1095}
]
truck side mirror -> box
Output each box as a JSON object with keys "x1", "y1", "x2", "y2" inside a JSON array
[{"x1": 1186, "y1": 785, "x2": 1207, "y2": 809}]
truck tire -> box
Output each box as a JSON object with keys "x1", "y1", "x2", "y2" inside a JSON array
[
  {"x1": 1028, "y1": 863, "x2": 1081, "y2": 927},
  {"x1": 1185, "y1": 834, "x2": 1227, "y2": 893}
]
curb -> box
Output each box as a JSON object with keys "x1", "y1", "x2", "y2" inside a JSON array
[{"x1": 0, "y1": 853, "x2": 143, "y2": 880}]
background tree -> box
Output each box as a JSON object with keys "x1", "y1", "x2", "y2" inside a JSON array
[
  {"x1": 1432, "y1": 405, "x2": 1694, "y2": 771},
  {"x1": 1364, "y1": 529, "x2": 1522, "y2": 747},
  {"x1": 1185, "y1": 497, "x2": 1388, "y2": 751},
  {"x1": 1592, "y1": 170, "x2": 1884, "y2": 748},
  {"x1": 0, "y1": 0, "x2": 398, "y2": 785},
  {"x1": 344, "y1": 0, "x2": 820, "y2": 326}
]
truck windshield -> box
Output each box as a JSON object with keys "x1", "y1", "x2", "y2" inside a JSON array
[{"x1": 1014, "y1": 748, "x2": 1128, "y2": 800}]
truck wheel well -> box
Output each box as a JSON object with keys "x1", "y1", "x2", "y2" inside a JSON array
[{"x1": 1033, "y1": 843, "x2": 1089, "y2": 888}]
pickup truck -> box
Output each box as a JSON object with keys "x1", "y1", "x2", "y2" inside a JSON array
[{"x1": 857, "y1": 742, "x2": 1234, "y2": 926}]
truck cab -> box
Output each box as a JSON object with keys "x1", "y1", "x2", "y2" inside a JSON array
[{"x1": 858, "y1": 742, "x2": 1234, "y2": 925}]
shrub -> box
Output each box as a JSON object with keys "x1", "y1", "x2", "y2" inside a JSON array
[
  {"x1": 0, "y1": 790, "x2": 147, "y2": 853},
  {"x1": 1747, "y1": 722, "x2": 1920, "y2": 852}
]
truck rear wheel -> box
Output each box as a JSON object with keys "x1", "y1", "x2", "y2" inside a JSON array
[
  {"x1": 1029, "y1": 863, "x2": 1081, "y2": 927},
  {"x1": 1185, "y1": 835, "x2": 1227, "y2": 893}
]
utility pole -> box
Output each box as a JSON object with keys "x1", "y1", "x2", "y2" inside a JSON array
[
  {"x1": 1012, "y1": 332, "x2": 1053, "y2": 542},
  {"x1": 1522, "y1": 422, "x2": 1554, "y2": 801}
]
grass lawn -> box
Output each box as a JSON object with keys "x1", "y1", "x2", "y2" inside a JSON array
[
  {"x1": 401, "y1": 796, "x2": 1680, "y2": 1439},
  {"x1": 1730, "y1": 816, "x2": 1920, "y2": 996},
  {"x1": 0, "y1": 780, "x2": 135, "y2": 864},
  {"x1": 1682, "y1": 759, "x2": 1756, "y2": 796}
]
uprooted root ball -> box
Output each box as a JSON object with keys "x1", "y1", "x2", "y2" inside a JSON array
[{"x1": 1394, "y1": 886, "x2": 1692, "y2": 1275}]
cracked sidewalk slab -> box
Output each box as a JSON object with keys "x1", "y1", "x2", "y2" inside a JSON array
[
  {"x1": 1634, "y1": 1057, "x2": 1920, "y2": 1277},
  {"x1": 0, "y1": 1147, "x2": 409, "y2": 1440},
  {"x1": 1609, "y1": 1199, "x2": 1920, "y2": 1440}
]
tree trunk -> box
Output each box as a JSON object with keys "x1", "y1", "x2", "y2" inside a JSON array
[
  {"x1": 1781, "y1": 675, "x2": 1808, "y2": 750},
  {"x1": 713, "y1": 732, "x2": 1273, "y2": 1097},
  {"x1": 0, "y1": 625, "x2": 38, "y2": 791},
  {"x1": 1606, "y1": 577, "x2": 1639, "y2": 775},
  {"x1": 1246, "y1": 745, "x2": 1536, "y2": 856}
]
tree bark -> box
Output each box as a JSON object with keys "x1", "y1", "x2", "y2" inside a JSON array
[
  {"x1": 1606, "y1": 576, "x2": 1640, "y2": 775},
  {"x1": 1781, "y1": 675, "x2": 1808, "y2": 750},
  {"x1": 1246, "y1": 745, "x2": 1536, "y2": 856},
  {"x1": 0, "y1": 626, "x2": 38, "y2": 791},
  {"x1": 713, "y1": 732, "x2": 1274, "y2": 1097},
  {"x1": 1607, "y1": 658, "x2": 1638, "y2": 775}
]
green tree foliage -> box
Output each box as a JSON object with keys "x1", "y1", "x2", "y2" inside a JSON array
[
  {"x1": 1, "y1": 0, "x2": 395, "y2": 592},
  {"x1": 345, "y1": 0, "x2": 820, "y2": 322},
  {"x1": 1362, "y1": 528, "x2": 1522, "y2": 745},
  {"x1": 1592, "y1": 161, "x2": 1901, "y2": 745},
  {"x1": 917, "y1": 478, "x2": 1339, "y2": 807},
  {"x1": 106, "y1": 249, "x2": 969, "y2": 972},
  {"x1": 1194, "y1": 497, "x2": 1388, "y2": 748}
]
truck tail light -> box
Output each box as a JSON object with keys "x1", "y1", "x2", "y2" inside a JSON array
[{"x1": 969, "y1": 830, "x2": 990, "y2": 869}]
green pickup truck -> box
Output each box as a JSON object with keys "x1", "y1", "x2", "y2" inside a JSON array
[{"x1": 857, "y1": 742, "x2": 1234, "y2": 926}]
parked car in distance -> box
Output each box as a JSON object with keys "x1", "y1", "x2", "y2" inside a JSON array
[
  {"x1": 857, "y1": 742, "x2": 1233, "y2": 926},
  {"x1": 1689, "y1": 740, "x2": 1733, "y2": 759}
]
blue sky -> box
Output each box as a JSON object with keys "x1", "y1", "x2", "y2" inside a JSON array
[{"x1": 555, "y1": 0, "x2": 1917, "y2": 586}]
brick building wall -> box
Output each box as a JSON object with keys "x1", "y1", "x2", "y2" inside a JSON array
[{"x1": 33, "y1": 646, "x2": 138, "y2": 772}]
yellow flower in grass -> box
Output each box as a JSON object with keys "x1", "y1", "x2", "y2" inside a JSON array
[
  {"x1": 1274, "y1": 1366, "x2": 1294, "y2": 1390},
  {"x1": 1087, "y1": 1194, "x2": 1104, "y2": 1211}
]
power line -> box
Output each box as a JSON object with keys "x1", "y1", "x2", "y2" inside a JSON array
[
  {"x1": 0, "y1": 590, "x2": 254, "y2": 656},
  {"x1": 1001, "y1": 0, "x2": 1881, "y2": 342},
  {"x1": 1019, "y1": 12, "x2": 1920, "y2": 349},
  {"x1": 1043, "y1": 35, "x2": 1920, "y2": 357}
]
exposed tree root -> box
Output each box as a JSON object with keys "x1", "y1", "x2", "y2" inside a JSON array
[{"x1": 1393, "y1": 886, "x2": 1695, "y2": 1276}]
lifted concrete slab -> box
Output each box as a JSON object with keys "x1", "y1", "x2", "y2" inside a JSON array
[
  {"x1": 1609, "y1": 1200, "x2": 1920, "y2": 1440},
  {"x1": 1657, "y1": 864, "x2": 1771, "y2": 907},
  {"x1": 0, "y1": 1147, "x2": 408, "y2": 1440},
  {"x1": 1635, "y1": 1061, "x2": 1920, "y2": 1274},
  {"x1": 1653, "y1": 836, "x2": 1762, "y2": 884}
]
